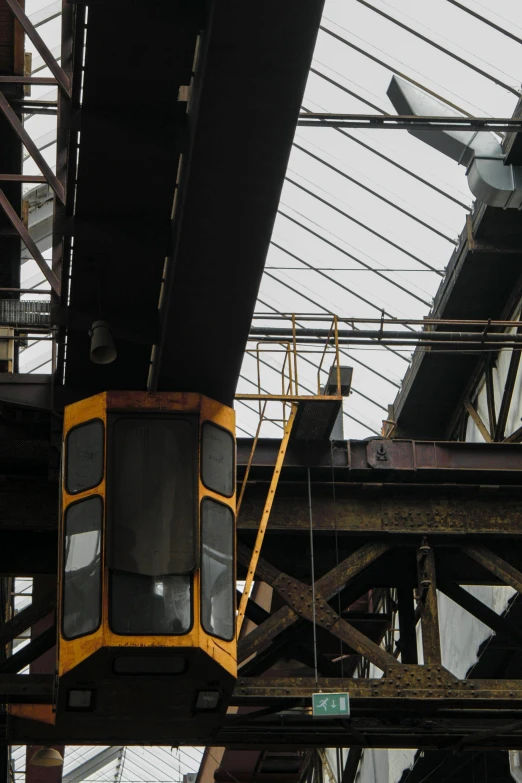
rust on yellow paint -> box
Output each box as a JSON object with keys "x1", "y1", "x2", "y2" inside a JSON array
[{"x1": 59, "y1": 392, "x2": 237, "y2": 679}]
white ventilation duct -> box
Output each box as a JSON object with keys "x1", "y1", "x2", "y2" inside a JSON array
[
  {"x1": 387, "y1": 75, "x2": 522, "y2": 208},
  {"x1": 509, "y1": 750, "x2": 522, "y2": 783}
]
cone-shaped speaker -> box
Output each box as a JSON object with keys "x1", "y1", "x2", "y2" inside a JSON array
[
  {"x1": 30, "y1": 747, "x2": 64, "y2": 767},
  {"x1": 90, "y1": 320, "x2": 117, "y2": 364}
]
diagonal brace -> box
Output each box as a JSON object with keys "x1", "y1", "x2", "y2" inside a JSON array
[
  {"x1": 0, "y1": 625, "x2": 56, "y2": 673},
  {"x1": 0, "y1": 592, "x2": 55, "y2": 647},
  {"x1": 0, "y1": 189, "x2": 61, "y2": 294},
  {"x1": 464, "y1": 544, "x2": 522, "y2": 594},
  {"x1": 238, "y1": 542, "x2": 397, "y2": 672},
  {"x1": 5, "y1": 0, "x2": 71, "y2": 95},
  {"x1": 439, "y1": 580, "x2": 522, "y2": 648},
  {"x1": 0, "y1": 91, "x2": 65, "y2": 204}
]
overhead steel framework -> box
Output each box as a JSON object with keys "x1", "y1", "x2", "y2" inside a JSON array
[{"x1": 2, "y1": 0, "x2": 522, "y2": 771}]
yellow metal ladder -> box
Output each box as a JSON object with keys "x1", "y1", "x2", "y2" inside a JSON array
[{"x1": 236, "y1": 403, "x2": 297, "y2": 637}]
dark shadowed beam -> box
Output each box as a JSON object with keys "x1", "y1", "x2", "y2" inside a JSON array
[
  {"x1": 464, "y1": 544, "x2": 522, "y2": 593},
  {"x1": 341, "y1": 748, "x2": 362, "y2": 783},
  {"x1": 439, "y1": 580, "x2": 522, "y2": 648},
  {"x1": 0, "y1": 673, "x2": 53, "y2": 702},
  {"x1": 153, "y1": 0, "x2": 326, "y2": 404},
  {"x1": 0, "y1": 531, "x2": 57, "y2": 575},
  {"x1": 0, "y1": 624, "x2": 55, "y2": 672},
  {"x1": 0, "y1": 591, "x2": 55, "y2": 647},
  {"x1": 495, "y1": 330, "x2": 522, "y2": 441}
]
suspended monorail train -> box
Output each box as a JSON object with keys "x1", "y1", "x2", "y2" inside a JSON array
[{"x1": 13, "y1": 391, "x2": 237, "y2": 742}]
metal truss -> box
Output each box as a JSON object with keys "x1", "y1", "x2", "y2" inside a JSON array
[{"x1": 3, "y1": 439, "x2": 522, "y2": 747}]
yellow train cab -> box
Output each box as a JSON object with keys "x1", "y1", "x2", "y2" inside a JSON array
[{"x1": 14, "y1": 391, "x2": 237, "y2": 744}]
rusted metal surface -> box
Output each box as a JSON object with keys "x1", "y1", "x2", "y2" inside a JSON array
[
  {"x1": 0, "y1": 92, "x2": 64, "y2": 202},
  {"x1": 238, "y1": 542, "x2": 390, "y2": 664},
  {"x1": 232, "y1": 670, "x2": 522, "y2": 705},
  {"x1": 239, "y1": 487, "x2": 522, "y2": 535},
  {"x1": 416, "y1": 542, "x2": 441, "y2": 665},
  {"x1": 4, "y1": 0, "x2": 69, "y2": 93},
  {"x1": 0, "y1": 188, "x2": 61, "y2": 291},
  {"x1": 237, "y1": 437, "x2": 522, "y2": 483},
  {"x1": 464, "y1": 544, "x2": 522, "y2": 593}
]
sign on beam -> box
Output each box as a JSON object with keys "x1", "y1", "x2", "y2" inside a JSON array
[{"x1": 312, "y1": 692, "x2": 350, "y2": 717}]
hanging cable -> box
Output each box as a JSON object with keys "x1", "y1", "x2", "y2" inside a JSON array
[
  {"x1": 294, "y1": 130, "x2": 464, "y2": 234},
  {"x1": 330, "y1": 440, "x2": 345, "y2": 684},
  {"x1": 292, "y1": 142, "x2": 457, "y2": 244},
  {"x1": 273, "y1": 228, "x2": 422, "y2": 321},
  {"x1": 268, "y1": 245, "x2": 414, "y2": 356},
  {"x1": 264, "y1": 268, "x2": 409, "y2": 373},
  {"x1": 301, "y1": 100, "x2": 472, "y2": 210},
  {"x1": 354, "y1": 0, "x2": 520, "y2": 95},
  {"x1": 257, "y1": 297, "x2": 388, "y2": 413},
  {"x1": 308, "y1": 467, "x2": 319, "y2": 687},
  {"x1": 309, "y1": 66, "x2": 388, "y2": 113},
  {"x1": 253, "y1": 344, "x2": 382, "y2": 434},
  {"x1": 467, "y1": 0, "x2": 522, "y2": 34},
  {"x1": 285, "y1": 177, "x2": 443, "y2": 281},
  {"x1": 278, "y1": 206, "x2": 435, "y2": 310},
  {"x1": 374, "y1": 0, "x2": 522, "y2": 82},
  {"x1": 272, "y1": 209, "x2": 430, "y2": 310},
  {"x1": 259, "y1": 275, "x2": 402, "y2": 390},
  {"x1": 445, "y1": 0, "x2": 522, "y2": 44},
  {"x1": 375, "y1": 0, "x2": 516, "y2": 81},
  {"x1": 319, "y1": 24, "x2": 478, "y2": 115}
]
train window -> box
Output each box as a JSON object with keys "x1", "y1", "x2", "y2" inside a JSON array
[
  {"x1": 108, "y1": 416, "x2": 197, "y2": 576},
  {"x1": 109, "y1": 572, "x2": 191, "y2": 635},
  {"x1": 201, "y1": 422, "x2": 234, "y2": 497},
  {"x1": 201, "y1": 498, "x2": 234, "y2": 641},
  {"x1": 63, "y1": 496, "x2": 102, "y2": 640},
  {"x1": 66, "y1": 419, "x2": 104, "y2": 494}
]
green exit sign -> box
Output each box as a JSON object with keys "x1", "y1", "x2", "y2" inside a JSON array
[{"x1": 312, "y1": 692, "x2": 350, "y2": 717}]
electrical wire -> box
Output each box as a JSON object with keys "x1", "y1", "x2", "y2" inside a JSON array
[
  {"x1": 309, "y1": 66, "x2": 388, "y2": 114},
  {"x1": 251, "y1": 345, "x2": 382, "y2": 434},
  {"x1": 308, "y1": 467, "x2": 319, "y2": 687},
  {"x1": 292, "y1": 142, "x2": 457, "y2": 244},
  {"x1": 265, "y1": 266, "x2": 410, "y2": 368},
  {"x1": 330, "y1": 441, "x2": 345, "y2": 684},
  {"x1": 293, "y1": 129, "x2": 462, "y2": 235},
  {"x1": 300, "y1": 103, "x2": 472, "y2": 210},
  {"x1": 320, "y1": 19, "x2": 493, "y2": 115},
  {"x1": 269, "y1": 244, "x2": 412, "y2": 359},
  {"x1": 466, "y1": 0, "x2": 522, "y2": 35},
  {"x1": 277, "y1": 208, "x2": 435, "y2": 307},
  {"x1": 257, "y1": 297, "x2": 388, "y2": 412},
  {"x1": 278, "y1": 202, "x2": 438, "y2": 305},
  {"x1": 368, "y1": 0, "x2": 522, "y2": 83},
  {"x1": 285, "y1": 176, "x2": 443, "y2": 283},
  {"x1": 260, "y1": 274, "x2": 402, "y2": 389},
  {"x1": 445, "y1": 0, "x2": 522, "y2": 44}
]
